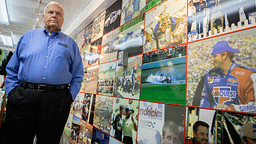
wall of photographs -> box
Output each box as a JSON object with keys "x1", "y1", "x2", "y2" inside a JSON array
[{"x1": 61, "y1": 0, "x2": 256, "y2": 143}]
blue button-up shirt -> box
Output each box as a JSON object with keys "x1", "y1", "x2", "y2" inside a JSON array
[{"x1": 5, "y1": 28, "x2": 84, "y2": 100}]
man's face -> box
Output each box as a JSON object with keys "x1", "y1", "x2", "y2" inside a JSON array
[
  {"x1": 162, "y1": 129, "x2": 179, "y2": 144},
  {"x1": 211, "y1": 53, "x2": 225, "y2": 68},
  {"x1": 43, "y1": 4, "x2": 64, "y2": 31},
  {"x1": 160, "y1": 23, "x2": 167, "y2": 32},
  {"x1": 194, "y1": 126, "x2": 209, "y2": 144},
  {"x1": 242, "y1": 137, "x2": 256, "y2": 144}
]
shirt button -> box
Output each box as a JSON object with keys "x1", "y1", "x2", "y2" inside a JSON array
[
  {"x1": 48, "y1": 47, "x2": 49, "y2": 49},
  {"x1": 43, "y1": 77, "x2": 45, "y2": 80},
  {"x1": 46, "y1": 56, "x2": 48, "y2": 58},
  {"x1": 44, "y1": 66, "x2": 46, "y2": 68},
  {"x1": 49, "y1": 39, "x2": 51, "y2": 40}
]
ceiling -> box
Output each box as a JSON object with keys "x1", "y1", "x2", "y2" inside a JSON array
[{"x1": 0, "y1": 0, "x2": 116, "y2": 51}]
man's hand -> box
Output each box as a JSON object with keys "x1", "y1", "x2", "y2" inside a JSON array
[{"x1": 215, "y1": 104, "x2": 232, "y2": 110}]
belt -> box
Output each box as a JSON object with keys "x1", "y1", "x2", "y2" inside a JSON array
[{"x1": 20, "y1": 82, "x2": 69, "y2": 91}]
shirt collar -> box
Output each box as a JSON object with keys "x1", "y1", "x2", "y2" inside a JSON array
[{"x1": 43, "y1": 27, "x2": 61, "y2": 37}]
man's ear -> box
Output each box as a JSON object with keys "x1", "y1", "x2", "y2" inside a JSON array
[{"x1": 193, "y1": 131, "x2": 196, "y2": 138}]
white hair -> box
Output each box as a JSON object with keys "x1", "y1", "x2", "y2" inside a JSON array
[{"x1": 43, "y1": 1, "x2": 64, "y2": 16}]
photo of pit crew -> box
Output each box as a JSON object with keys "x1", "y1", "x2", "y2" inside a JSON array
[
  {"x1": 97, "y1": 61, "x2": 116, "y2": 96},
  {"x1": 93, "y1": 95, "x2": 113, "y2": 134},
  {"x1": 186, "y1": 107, "x2": 256, "y2": 144},
  {"x1": 118, "y1": 14, "x2": 144, "y2": 57},
  {"x1": 91, "y1": 11, "x2": 105, "y2": 43},
  {"x1": 78, "y1": 121, "x2": 93, "y2": 144},
  {"x1": 101, "y1": 28, "x2": 119, "y2": 64},
  {"x1": 141, "y1": 46, "x2": 186, "y2": 105},
  {"x1": 85, "y1": 65, "x2": 99, "y2": 94},
  {"x1": 137, "y1": 101, "x2": 185, "y2": 144},
  {"x1": 187, "y1": 28, "x2": 256, "y2": 113},
  {"x1": 103, "y1": 0, "x2": 122, "y2": 35},
  {"x1": 114, "y1": 55, "x2": 142, "y2": 99},
  {"x1": 88, "y1": 38, "x2": 102, "y2": 67},
  {"x1": 144, "y1": 0, "x2": 187, "y2": 53},
  {"x1": 187, "y1": 0, "x2": 256, "y2": 41},
  {"x1": 110, "y1": 98, "x2": 139, "y2": 144},
  {"x1": 120, "y1": 0, "x2": 145, "y2": 25}
]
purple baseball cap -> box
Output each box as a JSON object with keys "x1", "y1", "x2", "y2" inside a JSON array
[{"x1": 211, "y1": 41, "x2": 239, "y2": 55}]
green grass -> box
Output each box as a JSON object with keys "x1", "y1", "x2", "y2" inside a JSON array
[{"x1": 140, "y1": 84, "x2": 185, "y2": 105}]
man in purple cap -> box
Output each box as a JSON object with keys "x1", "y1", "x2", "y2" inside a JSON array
[{"x1": 199, "y1": 40, "x2": 256, "y2": 112}]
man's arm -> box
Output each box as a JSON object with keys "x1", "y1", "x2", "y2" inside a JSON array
[
  {"x1": 193, "y1": 75, "x2": 206, "y2": 106},
  {"x1": 230, "y1": 73, "x2": 256, "y2": 112},
  {"x1": 69, "y1": 42, "x2": 84, "y2": 100},
  {"x1": 131, "y1": 115, "x2": 137, "y2": 131},
  {"x1": 199, "y1": 77, "x2": 212, "y2": 108},
  {"x1": 5, "y1": 36, "x2": 24, "y2": 97}
]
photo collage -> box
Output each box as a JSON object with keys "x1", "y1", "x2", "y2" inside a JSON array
[{"x1": 62, "y1": 0, "x2": 256, "y2": 143}]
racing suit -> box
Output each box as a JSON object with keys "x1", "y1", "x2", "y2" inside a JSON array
[{"x1": 200, "y1": 62, "x2": 256, "y2": 113}]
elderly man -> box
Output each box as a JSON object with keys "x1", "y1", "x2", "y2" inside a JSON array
[
  {"x1": 199, "y1": 40, "x2": 256, "y2": 113},
  {"x1": 5, "y1": 1, "x2": 84, "y2": 143}
]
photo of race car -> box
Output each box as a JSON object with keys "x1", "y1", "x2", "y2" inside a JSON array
[
  {"x1": 146, "y1": 73, "x2": 172, "y2": 84},
  {"x1": 102, "y1": 43, "x2": 117, "y2": 53},
  {"x1": 104, "y1": 10, "x2": 121, "y2": 27}
]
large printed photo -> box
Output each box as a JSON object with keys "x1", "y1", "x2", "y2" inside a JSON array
[
  {"x1": 144, "y1": 0, "x2": 187, "y2": 53},
  {"x1": 188, "y1": 0, "x2": 256, "y2": 41},
  {"x1": 141, "y1": 45, "x2": 186, "y2": 105},
  {"x1": 187, "y1": 27, "x2": 256, "y2": 113}
]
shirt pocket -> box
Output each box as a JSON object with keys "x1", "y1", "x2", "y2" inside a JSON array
[{"x1": 55, "y1": 42, "x2": 72, "y2": 64}]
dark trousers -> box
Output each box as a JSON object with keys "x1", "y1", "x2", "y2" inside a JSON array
[
  {"x1": 6, "y1": 85, "x2": 73, "y2": 144},
  {"x1": 123, "y1": 136, "x2": 133, "y2": 144}
]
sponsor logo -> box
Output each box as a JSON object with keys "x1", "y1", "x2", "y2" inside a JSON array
[
  {"x1": 239, "y1": 105, "x2": 256, "y2": 112},
  {"x1": 227, "y1": 78, "x2": 238, "y2": 83},
  {"x1": 212, "y1": 87, "x2": 236, "y2": 98},
  {"x1": 214, "y1": 78, "x2": 220, "y2": 82},
  {"x1": 235, "y1": 71, "x2": 245, "y2": 76},
  {"x1": 208, "y1": 77, "x2": 213, "y2": 83},
  {"x1": 140, "y1": 107, "x2": 159, "y2": 118}
]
